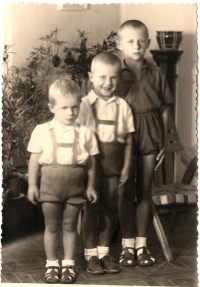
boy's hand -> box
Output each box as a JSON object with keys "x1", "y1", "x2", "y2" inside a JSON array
[
  {"x1": 86, "y1": 187, "x2": 98, "y2": 204},
  {"x1": 28, "y1": 185, "x2": 40, "y2": 205},
  {"x1": 155, "y1": 147, "x2": 166, "y2": 171},
  {"x1": 119, "y1": 169, "x2": 128, "y2": 187}
]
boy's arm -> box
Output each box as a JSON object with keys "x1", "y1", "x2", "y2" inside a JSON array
[
  {"x1": 28, "y1": 153, "x2": 41, "y2": 204},
  {"x1": 85, "y1": 156, "x2": 98, "y2": 203},
  {"x1": 119, "y1": 132, "x2": 133, "y2": 187},
  {"x1": 155, "y1": 106, "x2": 169, "y2": 171}
]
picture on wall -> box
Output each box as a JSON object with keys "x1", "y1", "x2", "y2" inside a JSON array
[{"x1": 58, "y1": 4, "x2": 88, "y2": 11}]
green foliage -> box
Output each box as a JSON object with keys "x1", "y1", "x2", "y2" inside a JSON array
[
  {"x1": 63, "y1": 30, "x2": 118, "y2": 86},
  {"x1": 2, "y1": 28, "x2": 118, "y2": 187}
]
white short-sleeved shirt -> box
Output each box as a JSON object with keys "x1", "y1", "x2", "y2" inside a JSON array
[
  {"x1": 27, "y1": 118, "x2": 99, "y2": 165},
  {"x1": 77, "y1": 90, "x2": 135, "y2": 143}
]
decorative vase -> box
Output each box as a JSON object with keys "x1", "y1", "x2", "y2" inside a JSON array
[{"x1": 156, "y1": 31, "x2": 182, "y2": 50}]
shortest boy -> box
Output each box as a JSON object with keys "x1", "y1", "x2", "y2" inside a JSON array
[
  {"x1": 78, "y1": 52, "x2": 135, "y2": 274},
  {"x1": 27, "y1": 79, "x2": 99, "y2": 284}
]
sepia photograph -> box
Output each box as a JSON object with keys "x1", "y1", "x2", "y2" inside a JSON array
[{"x1": 1, "y1": 2, "x2": 198, "y2": 286}]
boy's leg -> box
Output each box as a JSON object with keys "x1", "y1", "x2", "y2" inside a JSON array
[
  {"x1": 135, "y1": 154, "x2": 156, "y2": 266},
  {"x1": 98, "y1": 177, "x2": 120, "y2": 273},
  {"x1": 82, "y1": 178, "x2": 105, "y2": 274},
  {"x1": 61, "y1": 203, "x2": 83, "y2": 283},
  {"x1": 118, "y1": 155, "x2": 137, "y2": 266},
  {"x1": 42, "y1": 202, "x2": 62, "y2": 260},
  {"x1": 98, "y1": 177, "x2": 119, "y2": 246},
  {"x1": 62, "y1": 203, "x2": 83, "y2": 260},
  {"x1": 42, "y1": 202, "x2": 62, "y2": 283},
  {"x1": 82, "y1": 200, "x2": 99, "y2": 249}
]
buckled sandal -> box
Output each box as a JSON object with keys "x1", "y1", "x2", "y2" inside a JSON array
[
  {"x1": 119, "y1": 247, "x2": 136, "y2": 266},
  {"x1": 60, "y1": 266, "x2": 76, "y2": 284},
  {"x1": 44, "y1": 266, "x2": 60, "y2": 283},
  {"x1": 135, "y1": 246, "x2": 155, "y2": 266}
]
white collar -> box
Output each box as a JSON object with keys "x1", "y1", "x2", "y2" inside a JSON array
[
  {"x1": 48, "y1": 117, "x2": 80, "y2": 132},
  {"x1": 87, "y1": 90, "x2": 120, "y2": 105}
]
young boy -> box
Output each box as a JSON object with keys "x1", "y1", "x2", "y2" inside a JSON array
[
  {"x1": 27, "y1": 79, "x2": 99, "y2": 283},
  {"x1": 77, "y1": 52, "x2": 135, "y2": 274},
  {"x1": 116, "y1": 20, "x2": 173, "y2": 266}
]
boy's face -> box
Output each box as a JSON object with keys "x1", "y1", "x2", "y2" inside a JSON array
[
  {"x1": 118, "y1": 26, "x2": 150, "y2": 61},
  {"x1": 89, "y1": 62, "x2": 120, "y2": 100},
  {"x1": 48, "y1": 93, "x2": 80, "y2": 127}
]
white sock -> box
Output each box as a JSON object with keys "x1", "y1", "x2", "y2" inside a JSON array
[
  {"x1": 135, "y1": 237, "x2": 147, "y2": 250},
  {"x1": 97, "y1": 246, "x2": 109, "y2": 259},
  {"x1": 46, "y1": 259, "x2": 60, "y2": 268},
  {"x1": 62, "y1": 259, "x2": 75, "y2": 267},
  {"x1": 84, "y1": 248, "x2": 98, "y2": 261},
  {"x1": 122, "y1": 238, "x2": 135, "y2": 254}
]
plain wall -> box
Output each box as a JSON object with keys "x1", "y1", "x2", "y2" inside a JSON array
[
  {"x1": 3, "y1": 3, "x2": 197, "y2": 181},
  {"x1": 4, "y1": 3, "x2": 120, "y2": 67}
]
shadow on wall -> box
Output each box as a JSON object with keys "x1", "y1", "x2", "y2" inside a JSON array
[
  {"x1": 177, "y1": 33, "x2": 197, "y2": 155},
  {"x1": 175, "y1": 33, "x2": 197, "y2": 182}
]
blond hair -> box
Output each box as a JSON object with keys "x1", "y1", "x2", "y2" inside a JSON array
[
  {"x1": 49, "y1": 79, "x2": 81, "y2": 106},
  {"x1": 90, "y1": 52, "x2": 121, "y2": 72},
  {"x1": 119, "y1": 20, "x2": 149, "y2": 39}
]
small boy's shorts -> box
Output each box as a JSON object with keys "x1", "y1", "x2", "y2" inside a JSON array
[{"x1": 39, "y1": 164, "x2": 87, "y2": 204}]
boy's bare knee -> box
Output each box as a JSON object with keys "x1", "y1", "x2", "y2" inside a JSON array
[
  {"x1": 62, "y1": 219, "x2": 76, "y2": 232},
  {"x1": 46, "y1": 223, "x2": 61, "y2": 234}
]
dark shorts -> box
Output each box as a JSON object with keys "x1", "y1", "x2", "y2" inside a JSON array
[
  {"x1": 95, "y1": 141, "x2": 125, "y2": 177},
  {"x1": 133, "y1": 109, "x2": 163, "y2": 156},
  {"x1": 39, "y1": 165, "x2": 87, "y2": 204}
]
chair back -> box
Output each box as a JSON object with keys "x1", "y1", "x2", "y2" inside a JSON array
[{"x1": 154, "y1": 108, "x2": 183, "y2": 185}]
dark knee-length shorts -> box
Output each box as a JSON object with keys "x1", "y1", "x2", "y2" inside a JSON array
[
  {"x1": 39, "y1": 165, "x2": 87, "y2": 204},
  {"x1": 132, "y1": 109, "x2": 163, "y2": 155}
]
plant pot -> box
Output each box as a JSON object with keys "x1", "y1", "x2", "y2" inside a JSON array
[
  {"x1": 16, "y1": 165, "x2": 28, "y2": 179},
  {"x1": 2, "y1": 194, "x2": 35, "y2": 242},
  {"x1": 7, "y1": 172, "x2": 22, "y2": 198},
  {"x1": 156, "y1": 31, "x2": 182, "y2": 50}
]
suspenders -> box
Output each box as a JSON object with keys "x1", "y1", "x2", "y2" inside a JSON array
[
  {"x1": 49, "y1": 127, "x2": 79, "y2": 165},
  {"x1": 91, "y1": 99, "x2": 119, "y2": 142}
]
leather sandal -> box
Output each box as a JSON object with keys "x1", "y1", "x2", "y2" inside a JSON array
[
  {"x1": 119, "y1": 247, "x2": 136, "y2": 266},
  {"x1": 44, "y1": 266, "x2": 60, "y2": 283},
  {"x1": 135, "y1": 246, "x2": 155, "y2": 266},
  {"x1": 60, "y1": 266, "x2": 76, "y2": 284}
]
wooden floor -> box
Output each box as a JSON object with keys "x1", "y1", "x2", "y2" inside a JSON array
[{"x1": 1, "y1": 207, "x2": 198, "y2": 286}]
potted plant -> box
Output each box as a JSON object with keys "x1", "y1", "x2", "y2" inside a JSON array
[
  {"x1": 2, "y1": 44, "x2": 51, "y2": 201},
  {"x1": 2, "y1": 46, "x2": 26, "y2": 200}
]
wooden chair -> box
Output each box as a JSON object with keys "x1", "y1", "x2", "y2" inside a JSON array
[{"x1": 151, "y1": 107, "x2": 198, "y2": 261}]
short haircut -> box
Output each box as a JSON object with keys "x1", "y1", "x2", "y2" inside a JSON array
[
  {"x1": 119, "y1": 20, "x2": 149, "y2": 39},
  {"x1": 91, "y1": 52, "x2": 122, "y2": 72},
  {"x1": 49, "y1": 79, "x2": 81, "y2": 106}
]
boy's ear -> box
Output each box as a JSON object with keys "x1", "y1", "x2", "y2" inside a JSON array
[
  {"x1": 147, "y1": 39, "x2": 151, "y2": 48},
  {"x1": 47, "y1": 103, "x2": 53, "y2": 112},
  {"x1": 88, "y1": 71, "x2": 93, "y2": 82},
  {"x1": 116, "y1": 40, "x2": 123, "y2": 51}
]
